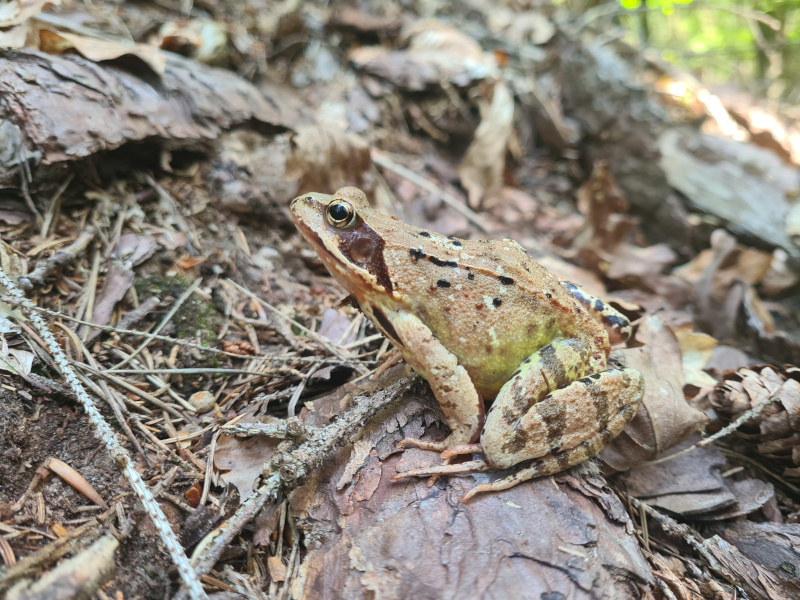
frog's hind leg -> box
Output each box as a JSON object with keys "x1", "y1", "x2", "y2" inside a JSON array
[
  {"x1": 560, "y1": 281, "x2": 632, "y2": 344},
  {"x1": 462, "y1": 386, "x2": 639, "y2": 502}
]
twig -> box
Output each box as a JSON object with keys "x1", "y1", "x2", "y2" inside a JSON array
[
  {"x1": 112, "y1": 277, "x2": 202, "y2": 370},
  {"x1": 371, "y1": 149, "x2": 488, "y2": 233},
  {"x1": 287, "y1": 365, "x2": 319, "y2": 417},
  {"x1": 2, "y1": 296, "x2": 375, "y2": 365},
  {"x1": 642, "y1": 393, "x2": 780, "y2": 468},
  {"x1": 178, "y1": 375, "x2": 416, "y2": 595},
  {"x1": 105, "y1": 367, "x2": 301, "y2": 377},
  {"x1": 0, "y1": 507, "x2": 116, "y2": 594},
  {"x1": 226, "y1": 279, "x2": 369, "y2": 374},
  {"x1": 0, "y1": 268, "x2": 208, "y2": 599},
  {"x1": 200, "y1": 432, "x2": 219, "y2": 507},
  {"x1": 18, "y1": 227, "x2": 97, "y2": 291}
]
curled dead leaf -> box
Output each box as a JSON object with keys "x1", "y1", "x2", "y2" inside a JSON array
[
  {"x1": 600, "y1": 316, "x2": 708, "y2": 472},
  {"x1": 458, "y1": 80, "x2": 514, "y2": 208},
  {"x1": 0, "y1": 0, "x2": 60, "y2": 28},
  {"x1": 38, "y1": 29, "x2": 166, "y2": 76},
  {"x1": 284, "y1": 124, "x2": 371, "y2": 194}
]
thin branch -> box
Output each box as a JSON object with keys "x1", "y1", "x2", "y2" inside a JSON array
[
  {"x1": 0, "y1": 268, "x2": 208, "y2": 599},
  {"x1": 111, "y1": 277, "x2": 202, "y2": 370}
]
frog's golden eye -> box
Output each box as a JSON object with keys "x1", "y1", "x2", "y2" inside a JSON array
[{"x1": 326, "y1": 200, "x2": 357, "y2": 228}]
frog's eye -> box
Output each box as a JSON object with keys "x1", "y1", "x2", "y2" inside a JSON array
[{"x1": 326, "y1": 200, "x2": 357, "y2": 228}]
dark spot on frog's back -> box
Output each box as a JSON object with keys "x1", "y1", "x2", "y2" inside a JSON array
[
  {"x1": 594, "y1": 299, "x2": 605, "y2": 312},
  {"x1": 499, "y1": 276, "x2": 514, "y2": 285},
  {"x1": 493, "y1": 298, "x2": 502, "y2": 308},
  {"x1": 436, "y1": 279, "x2": 451, "y2": 288},
  {"x1": 467, "y1": 272, "x2": 475, "y2": 281},
  {"x1": 410, "y1": 248, "x2": 426, "y2": 260},
  {"x1": 337, "y1": 221, "x2": 393, "y2": 292},
  {"x1": 419, "y1": 231, "x2": 431, "y2": 238},
  {"x1": 429, "y1": 256, "x2": 458, "y2": 268},
  {"x1": 371, "y1": 307, "x2": 401, "y2": 344}
]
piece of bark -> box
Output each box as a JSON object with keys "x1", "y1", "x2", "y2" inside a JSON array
[
  {"x1": 0, "y1": 49, "x2": 300, "y2": 181},
  {"x1": 6, "y1": 535, "x2": 117, "y2": 600},
  {"x1": 291, "y1": 383, "x2": 653, "y2": 599}
]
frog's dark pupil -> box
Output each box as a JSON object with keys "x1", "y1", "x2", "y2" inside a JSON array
[{"x1": 330, "y1": 203, "x2": 350, "y2": 222}]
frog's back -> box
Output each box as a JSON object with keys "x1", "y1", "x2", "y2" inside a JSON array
[{"x1": 373, "y1": 224, "x2": 607, "y2": 398}]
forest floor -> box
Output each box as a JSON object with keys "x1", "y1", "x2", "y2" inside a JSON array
[{"x1": 2, "y1": 1, "x2": 800, "y2": 599}]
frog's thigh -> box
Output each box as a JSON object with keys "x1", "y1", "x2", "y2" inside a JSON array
[
  {"x1": 560, "y1": 281, "x2": 632, "y2": 344},
  {"x1": 482, "y1": 362, "x2": 643, "y2": 469},
  {"x1": 390, "y1": 312, "x2": 484, "y2": 445}
]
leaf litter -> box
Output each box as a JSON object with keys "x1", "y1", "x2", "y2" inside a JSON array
[{"x1": 1, "y1": 1, "x2": 800, "y2": 599}]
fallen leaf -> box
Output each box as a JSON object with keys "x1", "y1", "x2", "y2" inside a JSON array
[
  {"x1": 458, "y1": 80, "x2": 514, "y2": 208},
  {"x1": 39, "y1": 28, "x2": 166, "y2": 76},
  {"x1": 600, "y1": 316, "x2": 708, "y2": 472},
  {"x1": 215, "y1": 428, "x2": 280, "y2": 499},
  {"x1": 284, "y1": 124, "x2": 371, "y2": 194},
  {"x1": 673, "y1": 324, "x2": 718, "y2": 389},
  {"x1": 0, "y1": 0, "x2": 59, "y2": 28},
  {"x1": 0, "y1": 337, "x2": 34, "y2": 376}
]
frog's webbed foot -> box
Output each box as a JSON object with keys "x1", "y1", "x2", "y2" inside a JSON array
[
  {"x1": 440, "y1": 443, "x2": 483, "y2": 461},
  {"x1": 391, "y1": 459, "x2": 493, "y2": 482},
  {"x1": 397, "y1": 437, "x2": 450, "y2": 453}
]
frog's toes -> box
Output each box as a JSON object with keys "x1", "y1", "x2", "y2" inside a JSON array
[
  {"x1": 440, "y1": 443, "x2": 483, "y2": 461},
  {"x1": 397, "y1": 437, "x2": 450, "y2": 452},
  {"x1": 391, "y1": 459, "x2": 492, "y2": 482}
]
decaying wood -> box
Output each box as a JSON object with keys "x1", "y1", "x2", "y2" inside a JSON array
[
  {"x1": 0, "y1": 49, "x2": 299, "y2": 182},
  {"x1": 18, "y1": 226, "x2": 97, "y2": 291},
  {"x1": 556, "y1": 33, "x2": 800, "y2": 263},
  {"x1": 0, "y1": 507, "x2": 116, "y2": 594},
  {"x1": 6, "y1": 534, "x2": 118, "y2": 600}
]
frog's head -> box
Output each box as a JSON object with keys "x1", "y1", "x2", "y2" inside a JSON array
[{"x1": 290, "y1": 187, "x2": 394, "y2": 296}]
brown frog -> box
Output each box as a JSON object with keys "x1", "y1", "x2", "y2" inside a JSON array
[{"x1": 290, "y1": 187, "x2": 645, "y2": 501}]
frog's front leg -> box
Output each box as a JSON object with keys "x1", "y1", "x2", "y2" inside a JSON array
[{"x1": 386, "y1": 311, "x2": 485, "y2": 450}]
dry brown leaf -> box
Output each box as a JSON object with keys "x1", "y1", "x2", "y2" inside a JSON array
[
  {"x1": 38, "y1": 29, "x2": 166, "y2": 76},
  {"x1": 215, "y1": 429, "x2": 280, "y2": 500},
  {"x1": 673, "y1": 323, "x2": 718, "y2": 389},
  {"x1": 0, "y1": 24, "x2": 29, "y2": 49},
  {"x1": 349, "y1": 21, "x2": 495, "y2": 90},
  {"x1": 0, "y1": 0, "x2": 58, "y2": 28},
  {"x1": 86, "y1": 265, "x2": 134, "y2": 330},
  {"x1": 46, "y1": 457, "x2": 108, "y2": 508},
  {"x1": 600, "y1": 316, "x2": 708, "y2": 472},
  {"x1": 458, "y1": 80, "x2": 514, "y2": 208},
  {"x1": 285, "y1": 124, "x2": 371, "y2": 194},
  {"x1": 674, "y1": 232, "x2": 773, "y2": 297}
]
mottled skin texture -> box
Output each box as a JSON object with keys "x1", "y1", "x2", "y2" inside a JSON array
[{"x1": 291, "y1": 187, "x2": 645, "y2": 500}]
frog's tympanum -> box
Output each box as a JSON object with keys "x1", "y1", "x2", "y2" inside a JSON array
[{"x1": 291, "y1": 187, "x2": 645, "y2": 501}]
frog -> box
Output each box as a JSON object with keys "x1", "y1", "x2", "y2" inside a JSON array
[{"x1": 290, "y1": 187, "x2": 645, "y2": 501}]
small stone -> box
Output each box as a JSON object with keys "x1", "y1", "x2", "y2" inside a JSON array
[{"x1": 189, "y1": 391, "x2": 216, "y2": 413}]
